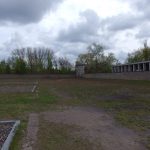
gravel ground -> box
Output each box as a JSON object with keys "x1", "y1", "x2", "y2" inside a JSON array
[
  {"x1": 0, "y1": 122, "x2": 15, "y2": 149},
  {"x1": 0, "y1": 85, "x2": 34, "y2": 93}
]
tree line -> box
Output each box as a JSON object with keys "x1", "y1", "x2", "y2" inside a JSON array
[
  {"x1": 0, "y1": 41, "x2": 150, "y2": 74},
  {"x1": 126, "y1": 41, "x2": 150, "y2": 63},
  {"x1": 0, "y1": 47, "x2": 73, "y2": 74},
  {"x1": 76, "y1": 43, "x2": 117, "y2": 73}
]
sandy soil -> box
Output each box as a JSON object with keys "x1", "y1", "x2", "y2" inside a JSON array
[{"x1": 41, "y1": 106, "x2": 146, "y2": 150}]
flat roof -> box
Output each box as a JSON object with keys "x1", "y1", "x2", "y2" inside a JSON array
[{"x1": 113, "y1": 60, "x2": 150, "y2": 67}]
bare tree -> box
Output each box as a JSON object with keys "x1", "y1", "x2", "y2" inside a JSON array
[{"x1": 58, "y1": 57, "x2": 73, "y2": 72}]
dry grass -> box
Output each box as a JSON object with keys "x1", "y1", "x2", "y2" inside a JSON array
[
  {"x1": 0, "y1": 77, "x2": 149, "y2": 149},
  {"x1": 36, "y1": 120, "x2": 95, "y2": 150}
]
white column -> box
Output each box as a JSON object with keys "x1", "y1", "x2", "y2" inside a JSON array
[
  {"x1": 139, "y1": 63, "x2": 141, "y2": 71},
  {"x1": 138, "y1": 63, "x2": 140, "y2": 71},
  {"x1": 143, "y1": 63, "x2": 145, "y2": 71}
]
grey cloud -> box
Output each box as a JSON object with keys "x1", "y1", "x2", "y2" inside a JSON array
[
  {"x1": 133, "y1": 0, "x2": 150, "y2": 21},
  {"x1": 130, "y1": 0, "x2": 149, "y2": 10},
  {"x1": 102, "y1": 0, "x2": 150, "y2": 32},
  {"x1": 2, "y1": 32, "x2": 26, "y2": 51},
  {"x1": 116, "y1": 50, "x2": 128, "y2": 63},
  {"x1": 57, "y1": 9, "x2": 101, "y2": 43},
  {"x1": 136, "y1": 24, "x2": 150, "y2": 39},
  {"x1": 121, "y1": 0, "x2": 150, "y2": 20},
  {"x1": 0, "y1": 0, "x2": 63, "y2": 24},
  {"x1": 122, "y1": 0, "x2": 150, "y2": 39},
  {"x1": 103, "y1": 13, "x2": 144, "y2": 31}
]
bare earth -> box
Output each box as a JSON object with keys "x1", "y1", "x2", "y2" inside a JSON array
[
  {"x1": 22, "y1": 113, "x2": 39, "y2": 150},
  {"x1": 36, "y1": 106, "x2": 146, "y2": 150},
  {"x1": 0, "y1": 85, "x2": 34, "y2": 93}
]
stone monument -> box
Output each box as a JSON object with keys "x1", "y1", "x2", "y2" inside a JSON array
[{"x1": 75, "y1": 63, "x2": 85, "y2": 77}]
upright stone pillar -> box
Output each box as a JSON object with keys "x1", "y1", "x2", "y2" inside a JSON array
[
  {"x1": 75, "y1": 63, "x2": 85, "y2": 78},
  {"x1": 143, "y1": 63, "x2": 145, "y2": 71},
  {"x1": 138, "y1": 63, "x2": 140, "y2": 71}
]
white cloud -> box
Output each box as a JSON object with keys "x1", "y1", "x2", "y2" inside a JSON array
[{"x1": 0, "y1": 0, "x2": 150, "y2": 63}]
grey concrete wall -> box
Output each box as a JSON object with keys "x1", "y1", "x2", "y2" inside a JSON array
[
  {"x1": 84, "y1": 72, "x2": 150, "y2": 80},
  {"x1": 0, "y1": 74, "x2": 75, "y2": 79},
  {"x1": 1, "y1": 72, "x2": 150, "y2": 80}
]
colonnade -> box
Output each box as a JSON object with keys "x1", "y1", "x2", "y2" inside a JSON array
[{"x1": 112, "y1": 61, "x2": 150, "y2": 73}]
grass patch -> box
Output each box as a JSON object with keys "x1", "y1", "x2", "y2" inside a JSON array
[
  {"x1": 0, "y1": 78, "x2": 150, "y2": 148},
  {"x1": 10, "y1": 120, "x2": 27, "y2": 150},
  {"x1": 36, "y1": 121, "x2": 95, "y2": 150}
]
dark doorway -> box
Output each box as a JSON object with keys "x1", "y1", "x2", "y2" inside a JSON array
[
  {"x1": 145, "y1": 63, "x2": 149, "y2": 71},
  {"x1": 130, "y1": 65, "x2": 133, "y2": 72}
]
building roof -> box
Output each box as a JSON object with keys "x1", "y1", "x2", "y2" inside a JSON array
[{"x1": 113, "y1": 60, "x2": 150, "y2": 67}]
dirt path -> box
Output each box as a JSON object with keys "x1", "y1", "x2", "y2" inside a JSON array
[
  {"x1": 41, "y1": 107, "x2": 146, "y2": 150},
  {"x1": 22, "y1": 113, "x2": 39, "y2": 150}
]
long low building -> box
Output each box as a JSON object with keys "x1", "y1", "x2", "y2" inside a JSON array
[{"x1": 112, "y1": 61, "x2": 150, "y2": 73}]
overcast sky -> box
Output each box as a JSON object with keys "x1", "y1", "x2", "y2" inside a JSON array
[{"x1": 0, "y1": 0, "x2": 149, "y2": 63}]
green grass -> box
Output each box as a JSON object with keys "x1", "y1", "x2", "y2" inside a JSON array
[
  {"x1": 45, "y1": 79, "x2": 150, "y2": 148},
  {"x1": 0, "y1": 79, "x2": 58, "y2": 149},
  {"x1": 10, "y1": 121, "x2": 27, "y2": 150},
  {"x1": 0, "y1": 78, "x2": 150, "y2": 149}
]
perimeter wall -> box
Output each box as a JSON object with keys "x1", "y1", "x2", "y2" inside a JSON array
[
  {"x1": 84, "y1": 72, "x2": 150, "y2": 80},
  {"x1": 0, "y1": 74, "x2": 75, "y2": 79},
  {"x1": 1, "y1": 72, "x2": 150, "y2": 80}
]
